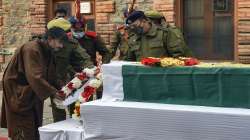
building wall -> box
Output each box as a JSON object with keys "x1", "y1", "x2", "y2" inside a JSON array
[
  {"x1": 1, "y1": 0, "x2": 250, "y2": 64},
  {"x1": 237, "y1": 0, "x2": 250, "y2": 63},
  {"x1": 1, "y1": 0, "x2": 48, "y2": 68},
  {"x1": 0, "y1": 0, "x2": 4, "y2": 63}
]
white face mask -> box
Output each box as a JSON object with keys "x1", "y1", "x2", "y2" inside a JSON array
[{"x1": 72, "y1": 31, "x2": 85, "y2": 39}]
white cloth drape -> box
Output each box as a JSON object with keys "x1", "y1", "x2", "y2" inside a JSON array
[
  {"x1": 81, "y1": 100, "x2": 250, "y2": 140},
  {"x1": 101, "y1": 61, "x2": 139, "y2": 101},
  {"x1": 39, "y1": 119, "x2": 84, "y2": 140}
]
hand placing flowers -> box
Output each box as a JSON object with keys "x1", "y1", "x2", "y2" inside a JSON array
[{"x1": 53, "y1": 66, "x2": 101, "y2": 109}]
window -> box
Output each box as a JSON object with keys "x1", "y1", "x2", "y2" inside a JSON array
[{"x1": 214, "y1": 0, "x2": 229, "y2": 12}]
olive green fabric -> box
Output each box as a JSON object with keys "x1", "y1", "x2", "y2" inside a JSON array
[
  {"x1": 126, "y1": 24, "x2": 189, "y2": 61},
  {"x1": 162, "y1": 26, "x2": 193, "y2": 57},
  {"x1": 122, "y1": 65, "x2": 250, "y2": 109},
  {"x1": 55, "y1": 38, "x2": 93, "y2": 87},
  {"x1": 77, "y1": 35, "x2": 112, "y2": 65},
  {"x1": 145, "y1": 10, "x2": 164, "y2": 19},
  {"x1": 110, "y1": 29, "x2": 130, "y2": 60}
]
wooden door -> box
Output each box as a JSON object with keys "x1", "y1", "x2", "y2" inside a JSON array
[
  {"x1": 183, "y1": 0, "x2": 234, "y2": 60},
  {"x1": 49, "y1": 0, "x2": 96, "y2": 31}
]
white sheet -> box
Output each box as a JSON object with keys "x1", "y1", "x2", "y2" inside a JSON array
[
  {"x1": 101, "y1": 61, "x2": 139, "y2": 101},
  {"x1": 39, "y1": 119, "x2": 84, "y2": 140},
  {"x1": 81, "y1": 100, "x2": 250, "y2": 140}
]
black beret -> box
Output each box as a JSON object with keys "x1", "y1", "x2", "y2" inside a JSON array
[{"x1": 126, "y1": 11, "x2": 146, "y2": 25}]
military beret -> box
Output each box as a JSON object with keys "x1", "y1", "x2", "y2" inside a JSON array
[
  {"x1": 68, "y1": 16, "x2": 85, "y2": 28},
  {"x1": 126, "y1": 11, "x2": 146, "y2": 25},
  {"x1": 47, "y1": 18, "x2": 71, "y2": 31},
  {"x1": 145, "y1": 10, "x2": 164, "y2": 19}
]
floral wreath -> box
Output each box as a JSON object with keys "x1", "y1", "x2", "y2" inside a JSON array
[{"x1": 53, "y1": 66, "x2": 102, "y2": 120}]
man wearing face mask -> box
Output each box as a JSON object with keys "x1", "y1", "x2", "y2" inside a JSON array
[
  {"x1": 125, "y1": 11, "x2": 190, "y2": 61},
  {"x1": 0, "y1": 27, "x2": 68, "y2": 140},
  {"x1": 68, "y1": 16, "x2": 111, "y2": 66}
]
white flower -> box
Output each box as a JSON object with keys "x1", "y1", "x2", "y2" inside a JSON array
[
  {"x1": 71, "y1": 77, "x2": 82, "y2": 89},
  {"x1": 89, "y1": 79, "x2": 102, "y2": 88},
  {"x1": 72, "y1": 114, "x2": 80, "y2": 120},
  {"x1": 83, "y1": 67, "x2": 97, "y2": 78},
  {"x1": 61, "y1": 86, "x2": 72, "y2": 97}
]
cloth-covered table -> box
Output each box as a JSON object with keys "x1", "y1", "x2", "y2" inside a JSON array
[
  {"x1": 39, "y1": 119, "x2": 84, "y2": 140},
  {"x1": 81, "y1": 100, "x2": 250, "y2": 140},
  {"x1": 102, "y1": 61, "x2": 250, "y2": 108}
]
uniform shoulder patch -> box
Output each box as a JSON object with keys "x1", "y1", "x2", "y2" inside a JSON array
[
  {"x1": 117, "y1": 25, "x2": 125, "y2": 30},
  {"x1": 85, "y1": 31, "x2": 97, "y2": 38},
  {"x1": 67, "y1": 32, "x2": 73, "y2": 39}
]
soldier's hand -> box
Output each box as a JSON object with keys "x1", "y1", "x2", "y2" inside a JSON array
[
  {"x1": 54, "y1": 92, "x2": 66, "y2": 101},
  {"x1": 53, "y1": 98, "x2": 67, "y2": 109}
]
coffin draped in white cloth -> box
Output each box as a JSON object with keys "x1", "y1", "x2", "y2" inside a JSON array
[{"x1": 81, "y1": 100, "x2": 250, "y2": 140}]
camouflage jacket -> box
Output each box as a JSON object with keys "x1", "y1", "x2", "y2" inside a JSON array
[
  {"x1": 55, "y1": 38, "x2": 94, "y2": 87},
  {"x1": 126, "y1": 23, "x2": 190, "y2": 61}
]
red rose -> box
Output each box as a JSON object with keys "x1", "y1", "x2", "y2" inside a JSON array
[
  {"x1": 67, "y1": 82, "x2": 74, "y2": 90},
  {"x1": 141, "y1": 57, "x2": 160, "y2": 66},
  {"x1": 76, "y1": 72, "x2": 87, "y2": 81},
  {"x1": 184, "y1": 58, "x2": 199, "y2": 66},
  {"x1": 81, "y1": 86, "x2": 96, "y2": 102}
]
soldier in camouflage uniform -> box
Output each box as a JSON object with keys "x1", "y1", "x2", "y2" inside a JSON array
[
  {"x1": 68, "y1": 16, "x2": 111, "y2": 65},
  {"x1": 111, "y1": 24, "x2": 132, "y2": 60},
  {"x1": 145, "y1": 10, "x2": 193, "y2": 56},
  {"x1": 125, "y1": 11, "x2": 191, "y2": 61},
  {"x1": 110, "y1": 9, "x2": 132, "y2": 60},
  {"x1": 47, "y1": 18, "x2": 94, "y2": 122}
]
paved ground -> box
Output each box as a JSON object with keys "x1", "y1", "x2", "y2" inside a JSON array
[{"x1": 0, "y1": 92, "x2": 56, "y2": 137}]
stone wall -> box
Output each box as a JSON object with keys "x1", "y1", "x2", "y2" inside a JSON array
[
  {"x1": 0, "y1": 0, "x2": 3, "y2": 63},
  {"x1": 2, "y1": 0, "x2": 32, "y2": 51},
  {"x1": 1, "y1": 0, "x2": 47, "y2": 67},
  {"x1": 237, "y1": 0, "x2": 250, "y2": 63}
]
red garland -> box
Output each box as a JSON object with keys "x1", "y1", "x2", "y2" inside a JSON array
[
  {"x1": 184, "y1": 58, "x2": 199, "y2": 66},
  {"x1": 76, "y1": 73, "x2": 87, "y2": 81},
  {"x1": 81, "y1": 86, "x2": 96, "y2": 102},
  {"x1": 67, "y1": 82, "x2": 74, "y2": 90},
  {"x1": 141, "y1": 58, "x2": 160, "y2": 66}
]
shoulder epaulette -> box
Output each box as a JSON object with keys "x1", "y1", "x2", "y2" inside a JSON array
[
  {"x1": 117, "y1": 25, "x2": 125, "y2": 30},
  {"x1": 85, "y1": 31, "x2": 97, "y2": 38},
  {"x1": 67, "y1": 32, "x2": 73, "y2": 39}
]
